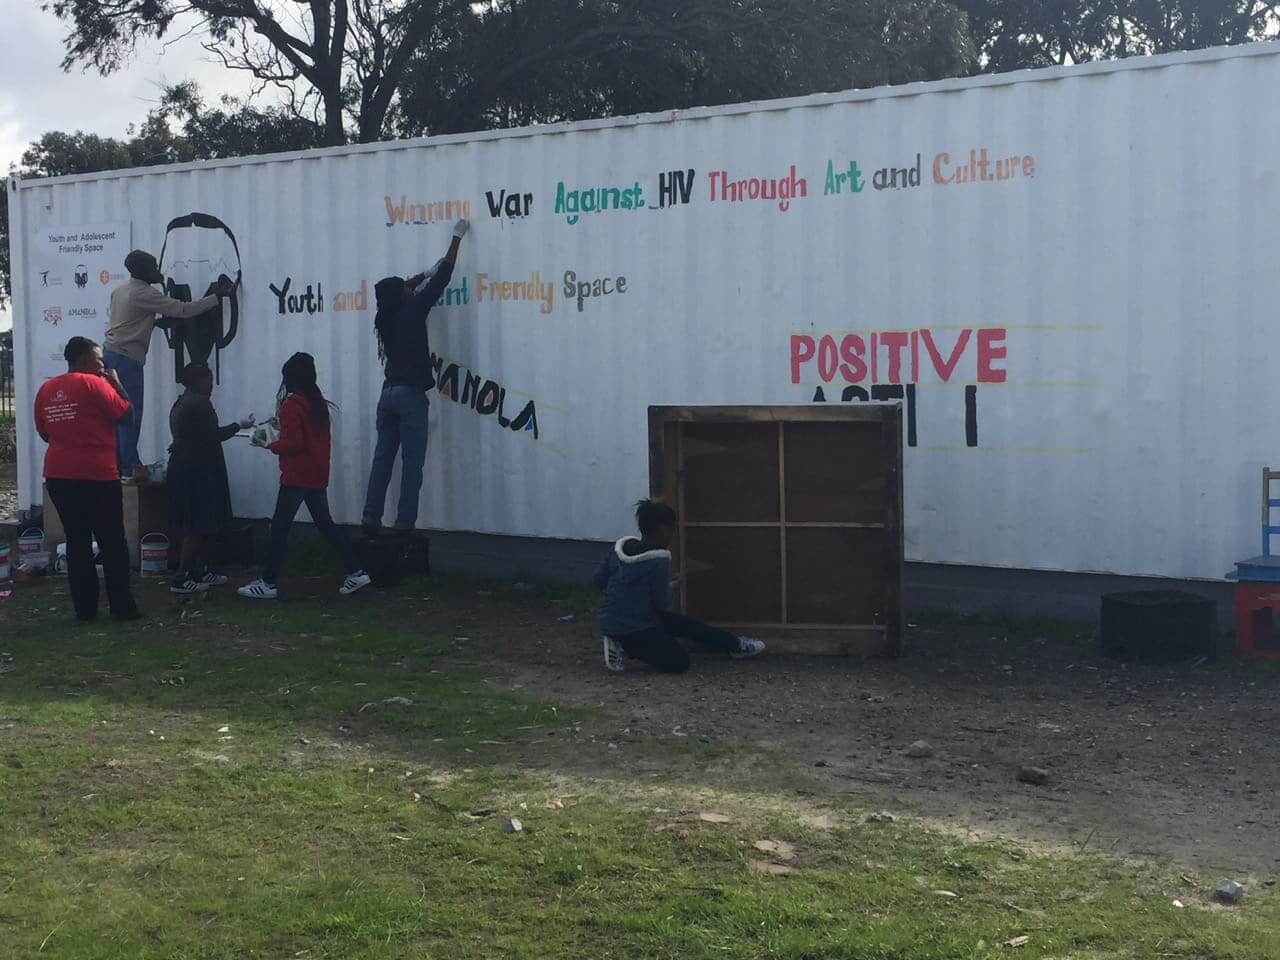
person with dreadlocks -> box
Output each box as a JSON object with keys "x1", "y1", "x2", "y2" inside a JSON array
[
  {"x1": 362, "y1": 218, "x2": 469, "y2": 535},
  {"x1": 238, "y1": 352, "x2": 371, "y2": 600}
]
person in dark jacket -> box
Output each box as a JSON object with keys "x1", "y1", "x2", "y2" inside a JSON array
[
  {"x1": 362, "y1": 218, "x2": 469, "y2": 534},
  {"x1": 239, "y1": 353, "x2": 370, "y2": 600},
  {"x1": 166, "y1": 362, "x2": 255, "y2": 595},
  {"x1": 594, "y1": 499, "x2": 766, "y2": 673}
]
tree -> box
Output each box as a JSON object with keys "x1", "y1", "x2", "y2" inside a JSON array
[
  {"x1": 396, "y1": 0, "x2": 974, "y2": 136},
  {"x1": 44, "y1": 0, "x2": 976, "y2": 145},
  {"x1": 957, "y1": 0, "x2": 1280, "y2": 71}
]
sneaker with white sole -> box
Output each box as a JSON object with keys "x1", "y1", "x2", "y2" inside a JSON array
[
  {"x1": 170, "y1": 574, "x2": 211, "y2": 596},
  {"x1": 237, "y1": 578, "x2": 278, "y2": 600},
  {"x1": 603, "y1": 636, "x2": 626, "y2": 673},
  {"x1": 732, "y1": 636, "x2": 766, "y2": 659},
  {"x1": 198, "y1": 569, "x2": 228, "y2": 587},
  {"x1": 339, "y1": 571, "x2": 372, "y2": 596}
]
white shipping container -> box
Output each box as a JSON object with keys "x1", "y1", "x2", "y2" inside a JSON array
[{"x1": 10, "y1": 44, "x2": 1280, "y2": 581}]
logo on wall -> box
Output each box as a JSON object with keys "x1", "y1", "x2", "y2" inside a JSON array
[
  {"x1": 73, "y1": 264, "x2": 88, "y2": 288},
  {"x1": 156, "y1": 212, "x2": 242, "y2": 384},
  {"x1": 42, "y1": 307, "x2": 62, "y2": 326},
  {"x1": 40, "y1": 270, "x2": 64, "y2": 288}
]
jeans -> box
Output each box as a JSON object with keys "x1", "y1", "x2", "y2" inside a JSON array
[
  {"x1": 104, "y1": 350, "x2": 144, "y2": 475},
  {"x1": 362, "y1": 384, "x2": 430, "y2": 530},
  {"x1": 45, "y1": 478, "x2": 137, "y2": 620},
  {"x1": 263, "y1": 485, "x2": 357, "y2": 585},
  {"x1": 613, "y1": 612, "x2": 740, "y2": 674}
]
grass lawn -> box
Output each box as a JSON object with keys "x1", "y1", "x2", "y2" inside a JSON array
[{"x1": 1, "y1": 572, "x2": 1277, "y2": 958}]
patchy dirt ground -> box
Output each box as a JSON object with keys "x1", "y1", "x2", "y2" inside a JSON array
[
  {"x1": 8, "y1": 540, "x2": 1279, "y2": 879},
  {"x1": 433, "y1": 588, "x2": 1280, "y2": 877}
]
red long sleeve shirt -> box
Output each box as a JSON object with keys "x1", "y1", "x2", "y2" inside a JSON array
[{"x1": 267, "y1": 393, "x2": 331, "y2": 489}]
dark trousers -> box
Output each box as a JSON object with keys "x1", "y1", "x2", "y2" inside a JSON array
[
  {"x1": 45, "y1": 478, "x2": 137, "y2": 621},
  {"x1": 263, "y1": 485, "x2": 357, "y2": 584},
  {"x1": 615, "y1": 612, "x2": 739, "y2": 674}
]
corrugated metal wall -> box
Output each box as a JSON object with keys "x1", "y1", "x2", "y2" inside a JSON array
[{"x1": 13, "y1": 45, "x2": 1280, "y2": 580}]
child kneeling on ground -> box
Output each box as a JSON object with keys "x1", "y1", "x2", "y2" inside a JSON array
[{"x1": 595, "y1": 499, "x2": 764, "y2": 673}]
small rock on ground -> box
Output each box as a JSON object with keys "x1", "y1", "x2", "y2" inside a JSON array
[{"x1": 1214, "y1": 879, "x2": 1245, "y2": 905}]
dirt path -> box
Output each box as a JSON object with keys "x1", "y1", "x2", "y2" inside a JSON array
[{"x1": 449, "y1": 599, "x2": 1280, "y2": 876}]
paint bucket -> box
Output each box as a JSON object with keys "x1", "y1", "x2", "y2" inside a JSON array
[
  {"x1": 0, "y1": 541, "x2": 10, "y2": 580},
  {"x1": 140, "y1": 533, "x2": 169, "y2": 577},
  {"x1": 252, "y1": 420, "x2": 279, "y2": 446},
  {"x1": 55, "y1": 542, "x2": 100, "y2": 577},
  {"x1": 18, "y1": 528, "x2": 44, "y2": 561}
]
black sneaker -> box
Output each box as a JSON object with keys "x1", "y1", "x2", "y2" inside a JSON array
[{"x1": 170, "y1": 574, "x2": 211, "y2": 595}]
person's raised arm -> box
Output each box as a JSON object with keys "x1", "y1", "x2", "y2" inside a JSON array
[
  {"x1": 137, "y1": 277, "x2": 233, "y2": 321},
  {"x1": 412, "y1": 220, "x2": 468, "y2": 309}
]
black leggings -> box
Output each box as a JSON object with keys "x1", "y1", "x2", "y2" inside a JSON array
[
  {"x1": 614, "y1": 612, "x2": 739, "y2": 674},
  {"x1": 263, "y1": 485, "x2": 357, "y2": 584}
]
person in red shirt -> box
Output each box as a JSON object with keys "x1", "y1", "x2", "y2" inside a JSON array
[
  {"x1": 34, "y1": 336, "x2": 141, "y2": 621},
  {"x1": 238, "y1": 352, "x2": 370, "y2": 599}
]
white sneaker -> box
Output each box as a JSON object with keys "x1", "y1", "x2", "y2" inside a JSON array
[
  {"x1": 339, "y1": 571, "x2": 372, "y2": 596},
  {"x1": 198, "y1": 569, "x2": 228, "y2": 587},
  {"x1": 603, "y1": 636, "x2": 626, "y2": 673},
  {"x1": 238, "y1": 579, "x2": 278, "y2": 600},
  {"x1": 732, "y1": 636, "x2": 766, "y2": 659}
]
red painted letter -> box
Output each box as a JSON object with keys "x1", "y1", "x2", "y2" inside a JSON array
[
  {"x1": 880, "y1": 331, "x2": 909, "y2": 383},
  {"x1": 839, "y1": 334, "x2": 867, "y2": 383},
  {"x1": 920, "y1": 328, "x2": 972, "y2": 382},
  {"x1": 977, "y1": 328, "x2": 1007, "y2": 383},
  {"x1": 790, "y1": 335, "x2": 815, "y2": 383},
  {"x1": 817, "y1": 335, "x2": 839, "y2": 383}
]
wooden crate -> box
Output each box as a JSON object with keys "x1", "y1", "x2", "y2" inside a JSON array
[{"x1": 648, "y1": 405, "x2": 903, "y2": 656}]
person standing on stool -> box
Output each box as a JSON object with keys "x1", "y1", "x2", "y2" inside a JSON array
[
  {"x1": 103, "y1": 250, "x2": 234, "y2": 480},
  {"x1": 363, "y1": 218, "x2": 469, "y2": 534},
  {"x1": 34, "y1": 336, "x2": 141, "y2": 621}
]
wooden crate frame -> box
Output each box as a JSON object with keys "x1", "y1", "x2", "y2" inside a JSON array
[{"x1": 648, "y1": 404, "x2": 904, "y2": 657}]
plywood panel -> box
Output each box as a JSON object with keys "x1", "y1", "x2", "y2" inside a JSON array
[
  {"x1": 681, "y1": 422, "x2": 780, "y2": 523},
  {"x1": 786, "y1": 527, "x2": 888, "y2": 624},
  {"x1": 784, "y1": 421, "x2": 888, "y2": 524},
  {"x1": 684, "y1": 526, "x2": 782, "y2": 623}
]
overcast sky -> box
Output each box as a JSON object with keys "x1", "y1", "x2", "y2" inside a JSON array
[{"x1": 1, "y1": 4, "x2": 253, "y2": 330}]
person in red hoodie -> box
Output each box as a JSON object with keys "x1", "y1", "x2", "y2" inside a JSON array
[{"x1": 238, "y1": 352, "x2": 370, "y2": 599}]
